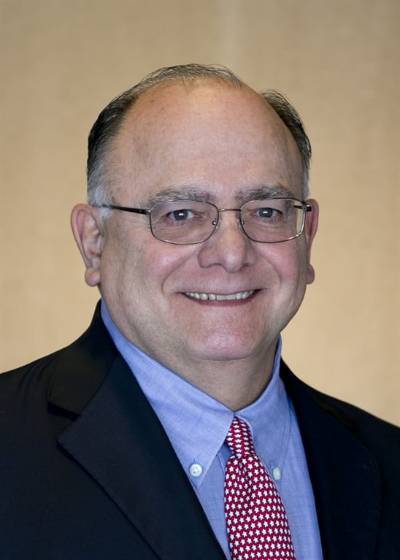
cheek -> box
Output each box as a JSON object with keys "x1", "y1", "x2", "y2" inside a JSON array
[
  {"x1": 98, "y1": 228, "x2": 141, "y2": 299},
  {"x1": 127, "y1": 241, "x2": 195, "y2": 297},
  {"x1": 262, "y1": 242, "x2": 308, "y2": 291}
]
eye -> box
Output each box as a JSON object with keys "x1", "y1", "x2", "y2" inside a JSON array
[
  {"x1": 254, "y1": 207, "x2": 283, "y2": 220},
  {"x1": 152, "y1": 201, "x2": 211, "y2": 229},
  {"x1": 165, "y1": 208, "x2": 194, "y2": 222}
]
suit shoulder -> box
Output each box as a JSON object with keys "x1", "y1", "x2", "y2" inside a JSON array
[
  {"x1": 0, "y1": 308, "x2": 104, "y2": 396},
  {"x1": 0, "y1": 349, "x2": 66, "y2": 402},
  {"x1": 314, "y1": 387, "x2": 400, "y2": 440},
  {"x1": 297, "y1": 377, "x2": 400, "y2": 468},
  {"x1": 282, "y1": 363, "x2": 400, "y2": 454},
  {"x1": 0, "y1": 311, "x2": 116, "y2": 421}
]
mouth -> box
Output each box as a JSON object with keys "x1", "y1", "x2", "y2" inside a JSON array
[{"x1": 183, "y1": 290, "x2": 257, "y2": 302}]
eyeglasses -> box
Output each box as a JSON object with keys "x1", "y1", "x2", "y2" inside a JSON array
[{"x1": 95, "y1": 197, "x2": 312, "y2": 245}]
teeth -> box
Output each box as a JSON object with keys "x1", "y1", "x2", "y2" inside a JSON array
[{"x1": 185, "y1": 290, "x2": 255, "y2": 301}]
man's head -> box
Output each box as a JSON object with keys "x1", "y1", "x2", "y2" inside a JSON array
[{"x1": 71, "y1": 64, "x2": 318, "y2": 391}]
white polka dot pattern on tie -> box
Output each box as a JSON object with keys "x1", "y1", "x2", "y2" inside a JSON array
[{"x1": 224, "y1": 417, "x2": 296, "y2": 560}]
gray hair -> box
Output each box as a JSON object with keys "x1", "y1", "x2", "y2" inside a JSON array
[{"x1": 87, "y1": 63, "x2": 311, "y2": 206}]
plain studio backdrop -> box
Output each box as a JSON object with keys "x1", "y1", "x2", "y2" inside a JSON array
[{"x1": 1, "y1": 0, "x2": 399, "y2": 425}]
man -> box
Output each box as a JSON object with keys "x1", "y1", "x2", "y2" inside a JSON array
[{"x1": 0, "y1": 64, "x2": 399, "y2": 560}]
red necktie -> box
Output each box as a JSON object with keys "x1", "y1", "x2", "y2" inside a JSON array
[{"x1": 224, "y1": 417, "x2": 296, "y2": 560}]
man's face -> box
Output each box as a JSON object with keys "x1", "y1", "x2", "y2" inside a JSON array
[{"x1": 91, "y1": 82, "x2": 317, "y2": 376}]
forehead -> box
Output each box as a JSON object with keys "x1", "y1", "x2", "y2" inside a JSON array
[{"x1": 108, "y1": 80, "x2": 303, "y2": 202}]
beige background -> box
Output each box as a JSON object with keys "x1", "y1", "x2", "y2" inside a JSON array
[{"x1": 1, "y1": 0, "x2": 399, "y2": 424}]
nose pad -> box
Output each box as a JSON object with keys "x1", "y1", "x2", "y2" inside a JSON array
[
  {"x1": 210, "y1": 211, "x2": 240, "y2": 237},
  {"x1": 213, "y1": 209, "x2": 247, "y2": 241},
  {"x1": 197, "y1": 210, "x2": 256, "y2": 272}
]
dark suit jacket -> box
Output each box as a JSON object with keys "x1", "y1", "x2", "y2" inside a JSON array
[{"x1": 1, "y1": 307, "x2": 399, "y2": 560}]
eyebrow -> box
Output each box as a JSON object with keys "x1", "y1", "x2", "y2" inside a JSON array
[
  {"x1": 235, "y1": 184, "x2": 296, "y2": 203},
  {"x1": 142, "y1": 183, "x2": 296, "y2": 208},
  {"x1": 144, "y1": 187, "x2": 212, "y2": 208}
]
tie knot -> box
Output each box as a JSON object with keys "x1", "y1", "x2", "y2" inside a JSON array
[{"x1": 225, "y1": 417, "x2": 255, "y2": 457}]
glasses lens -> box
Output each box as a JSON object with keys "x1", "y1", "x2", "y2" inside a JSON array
[
  {"x1": 150, "y1": 201, "x2": 217, "y2": 244},
  {"x1": 241, "y1": 198, "x2": 305, "y2": 242}
]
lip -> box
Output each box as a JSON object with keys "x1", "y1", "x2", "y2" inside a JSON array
[{"x1": 181, "y1": 289, "x2": 260, "y2": 305}]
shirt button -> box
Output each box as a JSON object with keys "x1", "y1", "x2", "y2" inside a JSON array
[
  {"x1": 189, "y1": 463, "x2": 203, "y2": 478},
  {"x1": 272, "y1": 466, "x2": 281, "y2": 481}
]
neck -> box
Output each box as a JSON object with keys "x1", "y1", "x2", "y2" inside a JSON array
[{"x1": 163, "y1": 349, "x2": 277, "y2": 411}]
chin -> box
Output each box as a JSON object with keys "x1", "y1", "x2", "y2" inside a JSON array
[{"x1": 185, "y1": 333, "x2": 264, "y2": 363}]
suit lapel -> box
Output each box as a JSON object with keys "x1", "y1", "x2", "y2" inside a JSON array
[
  {"x1": 282, "y1": 364, "x2": 381, "y2": 560},
  {"x1": 49, "y1": 309, "x2": 225, "y2": 560}
]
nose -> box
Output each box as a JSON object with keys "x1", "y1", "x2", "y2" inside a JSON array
[{"x1": 197, "y1": 210, "x2": 257, "y2": 273}]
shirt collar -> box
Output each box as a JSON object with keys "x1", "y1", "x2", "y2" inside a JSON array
[{"x1": 101, "y1": 301, "x2": 291, "y2": 486}]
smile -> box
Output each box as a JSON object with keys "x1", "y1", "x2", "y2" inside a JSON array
[{"x1": 184, "y1": 290, "x2": 255, "y2": 302}]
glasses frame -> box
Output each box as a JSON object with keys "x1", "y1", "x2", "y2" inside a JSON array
[{"x1": 94, "y1": 197, "x2": 313, "y2": 245}]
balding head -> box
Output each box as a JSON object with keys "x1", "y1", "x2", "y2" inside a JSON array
[{"x1": 87, "y1": 64, "x2": 311, "y2": 207}]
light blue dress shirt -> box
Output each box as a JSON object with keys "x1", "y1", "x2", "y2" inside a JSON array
[{"x1": 101, "y1": 302, "x2": 323, "y2": 560}]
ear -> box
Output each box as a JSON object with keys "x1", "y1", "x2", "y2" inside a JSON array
[
  {"x1": 71, "y1": 204, "x2": 104, "y2": 287},
  {"x1": 303, "y1": 198, "x2": 319, "y2": 285}
]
